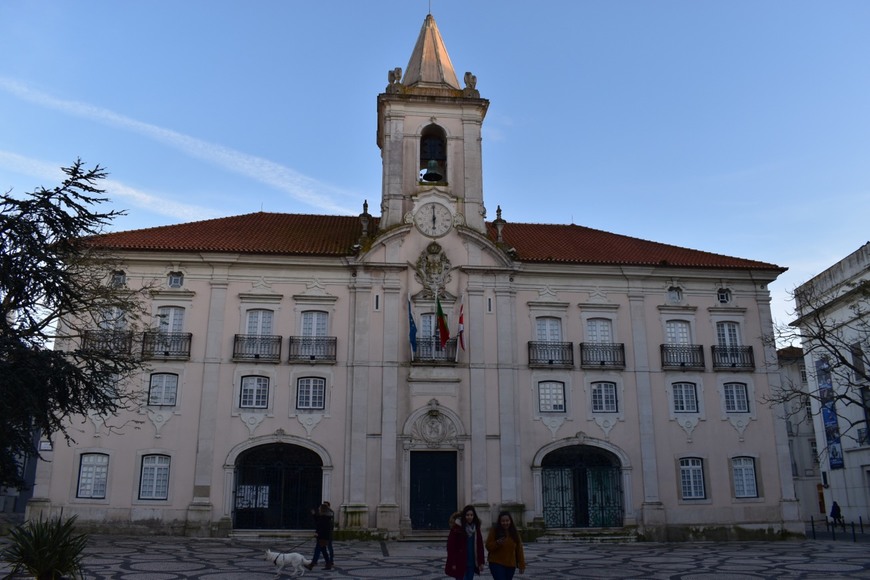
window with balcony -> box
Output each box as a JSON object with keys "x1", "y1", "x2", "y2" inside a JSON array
[
  {"x1": 679, "y1": 457, "x2": 706, "y2": 500},
  {"x1": 84, "y1": 305, "x2": 133, "y2": 353},
  {"x1": 580, "y1": 318, "x2": 625, "y2": 369},
  {"x1": 77, "y1": 453, "x2": 108, "y2": 499},
  {"x1": 143, "y1": 306, "x2": 192, "y2": 359},
  {"x1": 712, "y1": 321, "x2": 754, "y2": 370},
  {"x1": 538, "y1": 381, "x2": 566, "y2": 413},
  {"x1": 529, "y1": 316, "x2": 573, "y2": 367},
  {"x1": 591, "y1": 381, "x2": 618, "y2": 413},
  {"x1": 240, "y1": 376, "x2": 269, "y2": 409},
  {"x1": 724, "y1": 382, "x2": 750, "y2": 413},
  {"x1": 139, "y1": 454, "x2": 170, "y2": 500},
  {"x1": 662, "y1": 320, "x2": 704, "y2": 369},
  {"x1": 297, "y1": 377, "x2": 326, "y2": 410},
  {"x1": 289, "y1": 310, "x2": 336, "y2": 363},
  {"x1": 732, "y1": 456, "x2": 758, "y2": 498},
  {"x1": 234, "y1": 309, "x2": 281, "y2": 362},
  {"x1": 148, "y1": 373, "x2": 178, "y2": 406},
  {"x1": 414, "y1": 312, "x2": 457, "y2": 363}
]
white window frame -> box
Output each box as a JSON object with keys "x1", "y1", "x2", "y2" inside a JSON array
[
  {"x1": 139, "y1": 454, "x2": 170, "y2": 500},
  {"x1": 591, "y1": 381, "x2": 618, "y2": 413},
  {"x1": 732, "y1": 456, "x2": 758, "y2": 498},
  {"x1": 77, "y1": 453, "x2": 109, "y2": 499},
  {"x1": 724, "y1": 382, "x2": 750, "y2": 413},
  {"x1": 246, "y1": 309, "x2": 274, "y2": 335},
  {"x1": 716, "y1": 321, "x2": 741, "y2": 348},
  {"x1": 167, "y1": 271, "x2": 184, "y2": 288},
  {"x1": 679, "y1": 457, "x2": 706, "y2": 500},
  {"x1": 156, "y1": 305, "x2": 185, "y2": 333},
  {"x1": 297, "y1": 377, "x2": 326, "y2": 410},
  {"x1": 240, "y1": 376, "x2": 269, "y2": 409},
  {"x1": 717, "y1": 288, "x2": 732, "y2": 304},
  {"x1": 536, "y1": 316, "x2": 563, "y2": 342},
  {"x1": 673, "y1": 382, "x2": 698, "y2": 413},
  {"x1": 666, "y1": 319, "x2": 691, "y2": 345},
  {"x1": 538, "y1": 381, "x2": 566, "y2": 413},
  {"x1": 148, "y1": 373, "x2": 178, "y2": 406},
  {"x1": 586, "y1": 318, "x2": 613, "y2": 344}
]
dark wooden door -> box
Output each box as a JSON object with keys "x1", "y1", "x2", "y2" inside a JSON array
[{"x1": 409, "y1": 451, "x2": 456, "y2": 530}]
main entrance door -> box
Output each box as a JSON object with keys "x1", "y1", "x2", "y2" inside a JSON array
[
  {"x1": 409, "y1": 451, "x2": 457, "y2": 530},
  {"x1": 233, "y1": 443, "x2": 322, "y2": 529},
  {"x1": 541, "y1": 445, "x2": 623, "y2": 528}
]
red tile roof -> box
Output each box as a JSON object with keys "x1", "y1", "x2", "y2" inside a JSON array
[{"x1": 88, "y1": 212, "x2": 784, "y2": 271}]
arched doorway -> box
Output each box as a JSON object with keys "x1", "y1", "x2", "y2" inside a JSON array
[
  {"x1": 232, "y1": 443, "x2": 322, "y2": 529},
  {"x1": 541, "y1": 445, "x2": 623, "y2": 528}
]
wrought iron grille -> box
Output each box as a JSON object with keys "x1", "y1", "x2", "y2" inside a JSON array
[
  {"x1": 579, "y1": 343, "x2": 626, "y2": 369},
  {"x1": 542, "y1": 466, "x2": 623, "y2": 528},
  {"x1": 232, "y1": 334, "x2": 282, "y2": 362},
  {"x1": 413, "y1": 337, "x2": 458, "y2": 364},
  {"x1": 660, "y1": 344, "x2": 705, "y2": 370},
  {"x1": 82, "y1": 330, "x2": 134, "y2": 354},
  {"x1": 142, "y1": 331, "x2": 192, "y2": 360},
  {"x1": 711, "y1": 346, "x2": 755, "y2": 370},
  {"x1": 528, "y1": 341, "x2": 574, "y2": 368},
  {"x1": 288, "y1": 336, "x2": 337, "y2": 363}
]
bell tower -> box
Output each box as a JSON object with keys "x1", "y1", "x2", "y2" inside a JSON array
[{"x1": 376, "y1": 14, "x2": 490, "y2": 233}]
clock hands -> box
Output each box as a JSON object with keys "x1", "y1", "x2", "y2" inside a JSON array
[{"x1": 431, "y1": 204, "x2": 437, "y2": 231}]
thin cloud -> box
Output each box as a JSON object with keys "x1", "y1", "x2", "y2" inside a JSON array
[
  {"x1": 0, "y1": 150, "x2": 224, "y2": 222},
  {"x1": 0, "y1": 77, "x2": 358, "y2": 215}
]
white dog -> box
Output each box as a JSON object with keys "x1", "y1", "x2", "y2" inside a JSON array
[{"x1": 265, "y1": 549, "x2": 311, "y2": 578}]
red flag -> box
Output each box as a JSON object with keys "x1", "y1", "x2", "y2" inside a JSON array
[
  {"x1": 436, "y1": 296, "x2": 449, "y2": 349},
  {"x1": 457, "y1": 301, "x2": 465, "y2": 350}
]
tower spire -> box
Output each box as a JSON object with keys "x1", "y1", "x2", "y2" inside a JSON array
[{"x1": 402, "y1": 14, "x2": 460, "y2": 90}]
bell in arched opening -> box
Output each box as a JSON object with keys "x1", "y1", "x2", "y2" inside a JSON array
[
  {"x1": 419, "y1": 124, "x2": 447, "y2": 183},
  {"x1": 421, "y1": 159, "x2": 444, "y2": 182}
]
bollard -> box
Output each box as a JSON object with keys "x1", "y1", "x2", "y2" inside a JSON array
[
  {"x1": 832, "y1": 519, "x2": 837, "y2": 541},
  {"x1": 852, "y1": 521, "x2": 856, "y2": 543},
  {"x1": 861, "y1": 516, "x2": 864, "y2": 534},
  {"x1": 810, "y1": 516, "x2": 817, "y2": 540}
]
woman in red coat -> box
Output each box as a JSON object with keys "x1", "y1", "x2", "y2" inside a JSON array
[{"x1": 445, "y1": 505, "x2": 485, "y2": 579}]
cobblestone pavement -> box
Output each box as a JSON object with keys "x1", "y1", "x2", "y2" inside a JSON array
[{"x1": 3, "y1": 535, "x2": 870, "y2": 579}]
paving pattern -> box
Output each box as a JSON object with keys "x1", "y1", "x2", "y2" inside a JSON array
[{"x1": 2, "y1": 535, "x2": 870, "y2": 579}]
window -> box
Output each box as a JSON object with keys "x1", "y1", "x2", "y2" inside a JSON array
[
  {"x1": 539, "y1": 381, "x2": 566, "y2": 412},
  {"x1": 665, "y1": 320, "x2": 690, "y2": 345},
  {"x1": 667, "y1": 286, "x2": 683, "y2": 302},
  {"x1": 679, "y1": 458, "x2": 706, "y2": 499},
  {"x1": 139, "y1": 455, "x2": 170, "y2": 500},
  {"x1": 804, "y1": 396, "x2": 812, "y2": 421},
  {"x1": 297, "y1": 377, "x2": 326, "y2": 410},
  {"x1": 724, "y1": 382, "x2": 749, "y2": 413},
  {"x1": 852, "y1": 342, "x2": 867, "y2": 381},
  {"x1": 157, "y1": 306, "x2": 184, "y2": 333},
  {"x1": 800, "y1": 366, "x2": 808, "y2": 384},
  {"x1": 591, "y1": 382, "x2": 618, "y2": 413},
  {"x1": 167, "y1": 271, "x2": 184, "y2": 288},
  {"x1": 110, "y1": 270, "x2": 126, "y2": 287},
  {"x1": 673, "y1": 382, "x2": 698, "y2": 413},
  {"x1": 246, "y1": 309, "x2": 274, "y2": 335},
  {"x1": 716, "y1": 321, "x2": 741, "y2": 348},
  {"x1": 810, "y1": 440, "x2": 819, "y2": 464},
  {"x1": 97, "y1": 305, "x2": 126, "y2": 330},
  {"x1": 717, "y1": 288, "x2": 732, "y2": 304},
  {"x1": 586, "y1": 318, "x2": 613, "y2": 343},
  {"x1": 148, "y1": 373, "x2": 178, "y2": 406},
  {"x1": 240, "y1": 376, "x2": 269, "y2": 409},
  {"x1": 77, "y1": 453, "x2": 108, "y2": 499},
  {"x1": 537, "y1": 317, "x2": 563, "y2": 342},
  {"x1": 732, "y1": 457, "x2": 758, "y2": 498}
]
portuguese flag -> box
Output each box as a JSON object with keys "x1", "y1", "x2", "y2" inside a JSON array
[{"x1": 436, "y1": 296, "x2": 449, "y2": 349}]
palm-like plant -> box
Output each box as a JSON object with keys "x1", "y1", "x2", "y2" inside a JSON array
[{"x1": 1, "y1": 514, "x2": 88, "y2": 579}]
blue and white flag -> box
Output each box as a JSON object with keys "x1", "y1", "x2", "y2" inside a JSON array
[{"x1": 407, "y1": 298, "x2": 417, "y2": 354}]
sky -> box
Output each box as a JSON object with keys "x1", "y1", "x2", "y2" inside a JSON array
[{"x1": 2, "y1": 1, "x2": 869, "y2": 337}]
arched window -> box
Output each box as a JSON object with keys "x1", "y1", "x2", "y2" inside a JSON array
[{"x1": 419, "y1": 124, "x2": 447, "y2": 182}]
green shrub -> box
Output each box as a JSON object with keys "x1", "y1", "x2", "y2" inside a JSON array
[{"x1": 1, "y1": 514, "x2": 88, "y2": 579}]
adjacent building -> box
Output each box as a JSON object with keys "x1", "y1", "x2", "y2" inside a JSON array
[
  {"x1": 30, "y1": 14, "x2": 802, "y2": 540},
  {"x1": 792, "y1": 242, "x2": 870, "y2": 523}
]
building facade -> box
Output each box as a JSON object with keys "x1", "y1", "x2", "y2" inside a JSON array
[
  {"x1": 30, "y1": 14, "x2": 802, "y2": 540},
  {"x1": 793, "y1": 242, "x2": 870, "y2": 524}
]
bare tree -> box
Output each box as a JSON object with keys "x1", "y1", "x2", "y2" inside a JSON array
[
  {"x1": 771, "y1": 275, "x2": 870, "y2": 461},
  {"x1": 0, "y1": 160, "x2": 148, "y2": 488}
]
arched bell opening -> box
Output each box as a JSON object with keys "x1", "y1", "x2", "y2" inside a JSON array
[{"x1": 419, "y1": 124, "x2": 447, "y2": 183}]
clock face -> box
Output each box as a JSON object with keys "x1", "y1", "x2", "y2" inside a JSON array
[{"x1": 414, "y1": 202, "x2": 453, "y2": 237}]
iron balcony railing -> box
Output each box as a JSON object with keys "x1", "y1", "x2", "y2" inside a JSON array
[
  {"x1": 711, "y1": 345, "x2": 755, "y2": 370},
  {"x1": 579, "y1": 343, "x2": 626, "y2": 369},
  {"x1": 142, "y1": 331, "x2": 192, "y2": 360},
  {"x1": 660, "y1": 344, "x2": 705, "y2": 370},
  {"x1": 232, "y1": 334, "x2": 282, "y2": 362},
  {"x1": 528, "y1": 341, "x2": 574, "y2": 368},
  {"x1": 288, "y1": 336, "x2": 337, "y2": 363},
  {"x1": 82, "y1": 329, "x2": 134, "y2": 354},
  {"x1": 413, "y1": 337, "x2": 458, "y2": 364}
]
